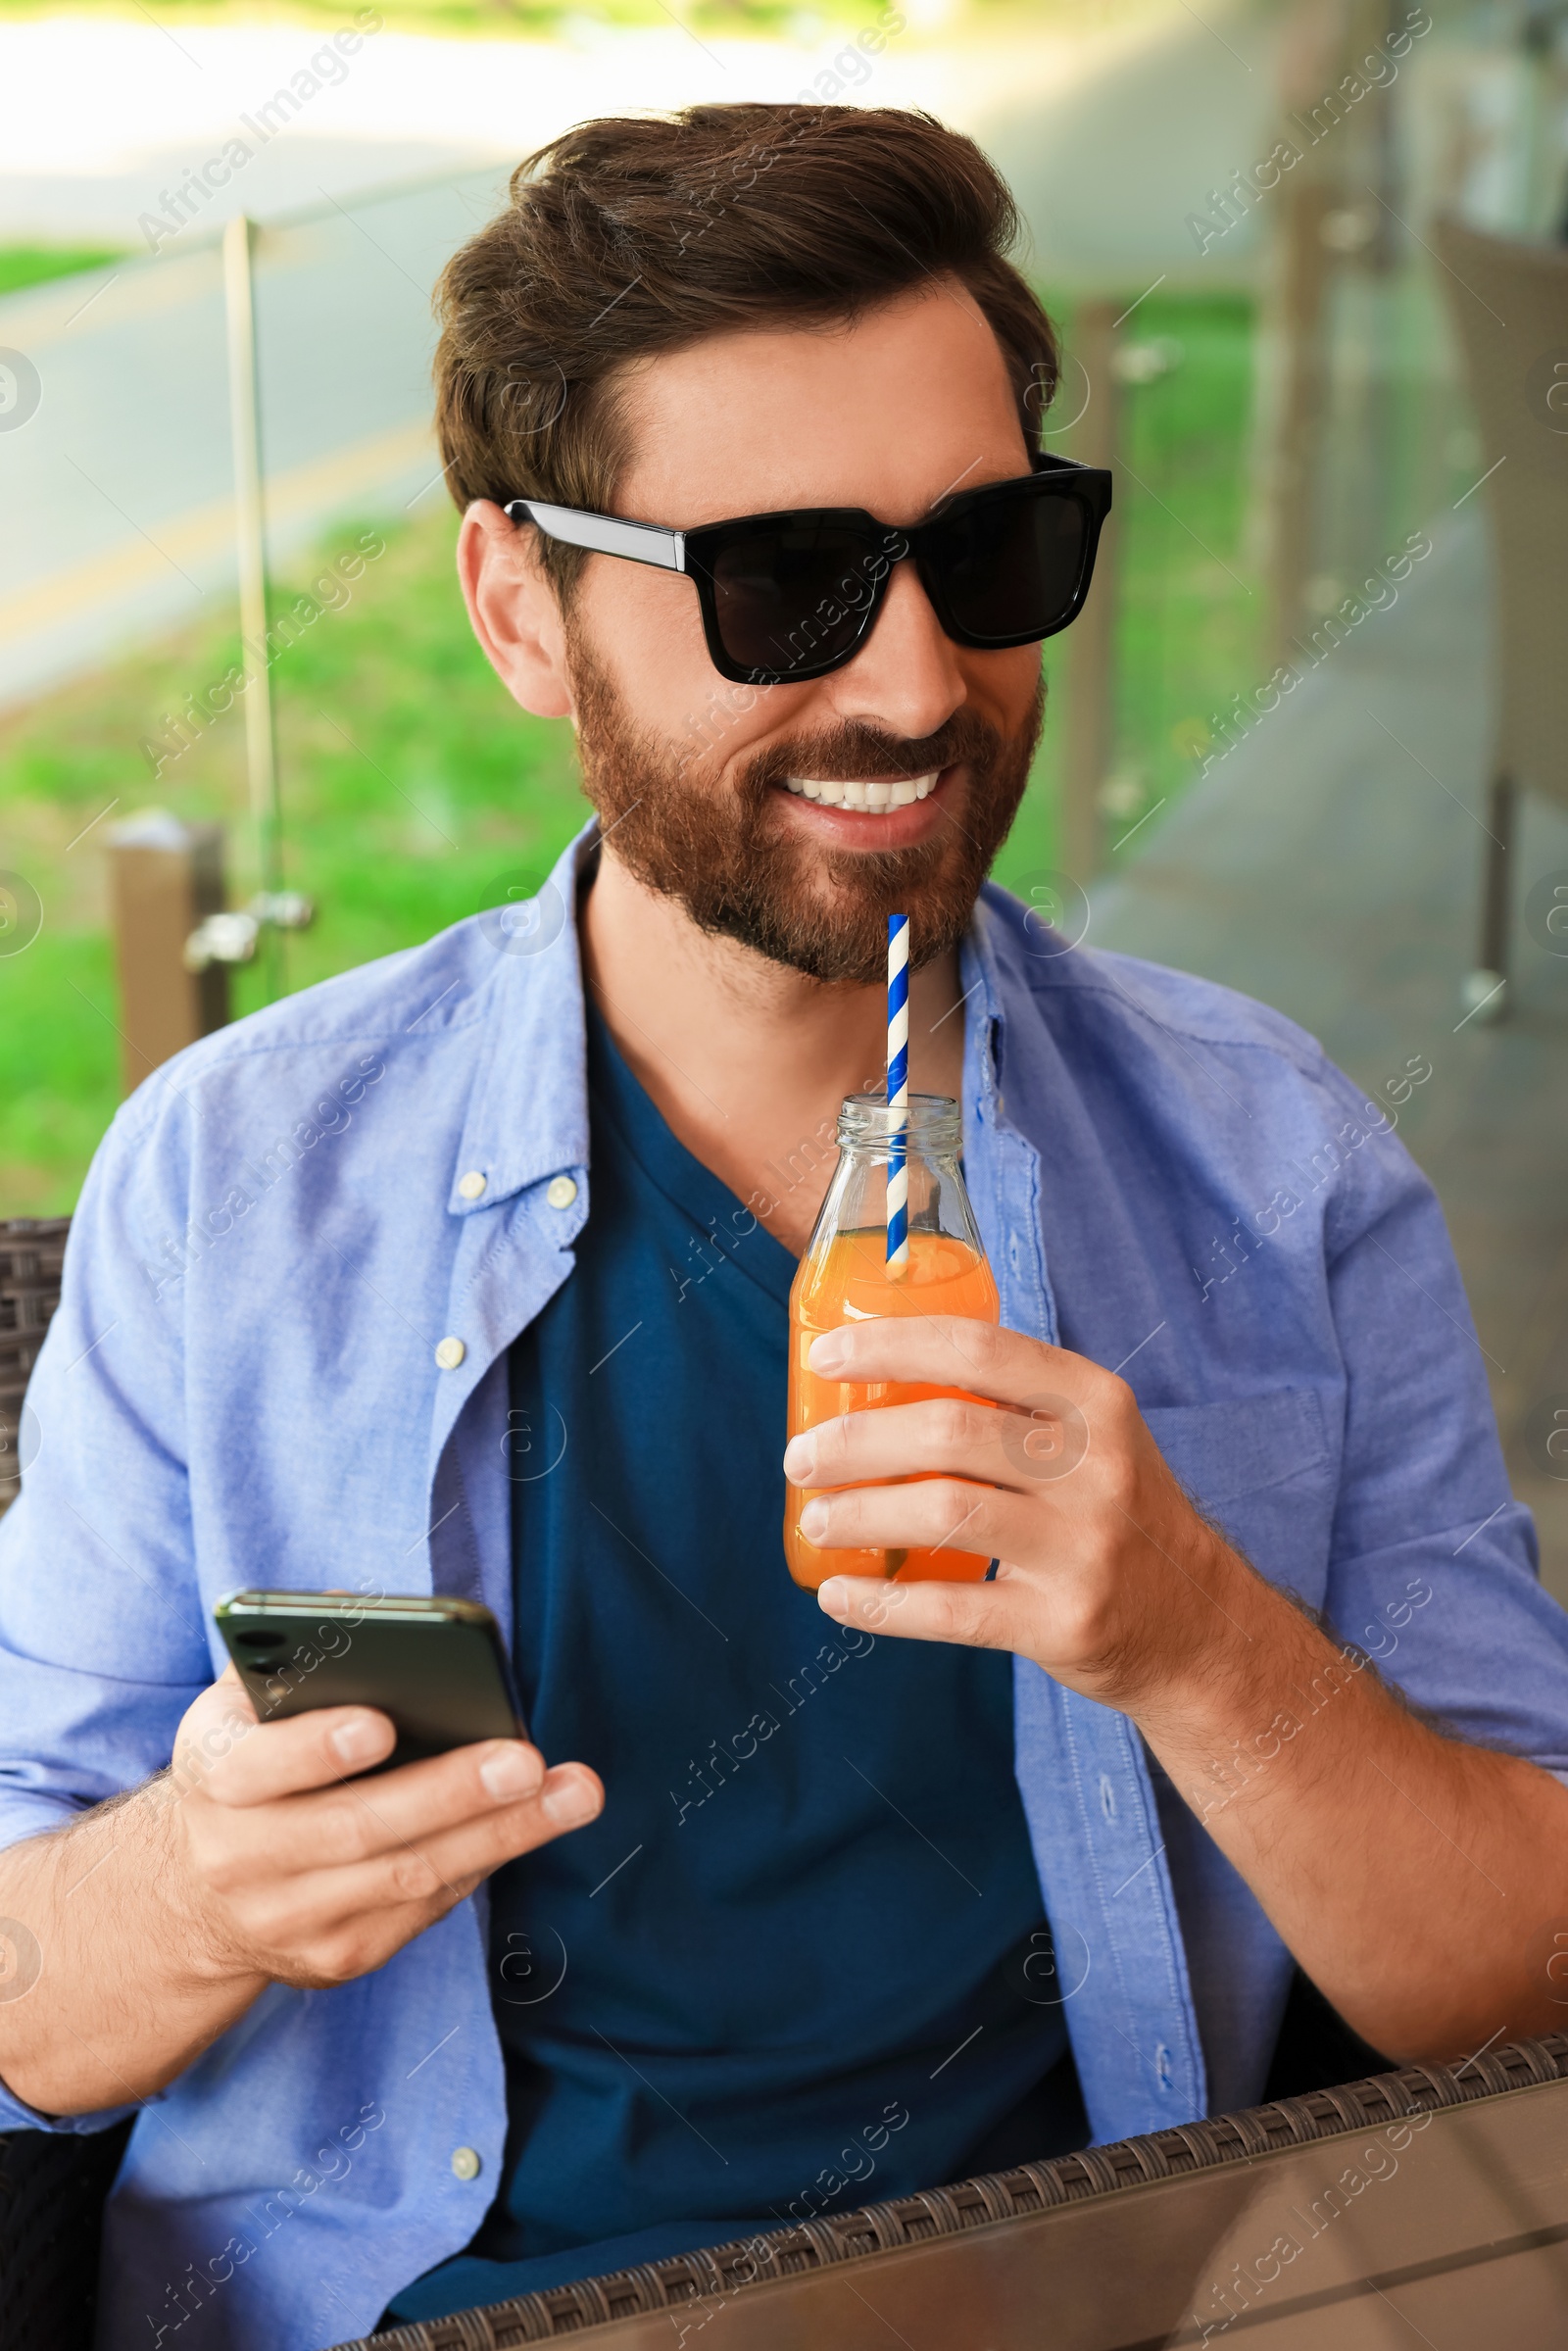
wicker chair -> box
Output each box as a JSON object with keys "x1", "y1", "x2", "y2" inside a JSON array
[
  {"x1": 0, "y1": 2119, "x2": 133, "y2": 2349},
  {"x1": 0, "y1": 1216, "x2": 129, "y2": 2351},
  {"x1": 0, "y1": 1217, "x2": 70, "y2": 1522},
  {"x1": 1433, "y1": 217, "x2": 1568, "y2": 1020}
]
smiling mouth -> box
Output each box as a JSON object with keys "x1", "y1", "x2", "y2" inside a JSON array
[{"x1": 781, "y1": 770, "x2": 940, "y2": 813}]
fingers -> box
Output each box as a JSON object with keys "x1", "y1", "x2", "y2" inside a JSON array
[
  {"x1": 201, "y1": 1734, "x2": 559, "y2": 1867},
  {"x1": 785, "y1": 1394, "x2": 1054, "y2": 1497},
  {"x1": 251, "y1": 1764, "x2": 603, "y2": 1930},
  {"x1": 816, "y1": 1573, "x2": 1009, "y2": 1649},
  {"x1": 806, "y1": 1315, "x2": 1102, "y2": 1409},
  {"x1": 191, "y1": 1731, "x2": 604, "y2": 1883},
  {"x1": 168, "y1": 1673, "x2": 607, "y2": 1995},
  {"x1": 194, "y1": 1700, "x2": 399, "y2": 1807},
  {"x1": 798, "y1": 1474, "x2": 1030, "y2": 1566},
  {"x1": 201, "y1": 1763, "x2": 604, "y2": 1982}
]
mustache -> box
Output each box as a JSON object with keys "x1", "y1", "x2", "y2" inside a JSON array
[{"x1": 743, "y1": 710, "x2": 1004, "y2": 796}]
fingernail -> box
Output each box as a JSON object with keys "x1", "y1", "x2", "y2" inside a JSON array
[
  {"x1": 817, "y1": 1578, "x2": 850, "y2": 1619},
  {"x1": 782, "y1": 1432, "x2": 817, "y2": 1483},
  {"x1": 480, "y1": 1743, "x2": 542, "y2": 1800},
  {"x1": 808, "y1": 1329, "x2": 850, "y2": 1375},
  {"x1": 330, "y1": 1714, "x2": 386, "y2": 1764},
  {"x1": 542, "y1": 1773, "x2": 600, "y2": 1827},
  {"x1": 800, "y1": 1497, "x2": 829, "y2": 1543}
]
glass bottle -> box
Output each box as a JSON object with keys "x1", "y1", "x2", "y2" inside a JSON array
[{"x1": 783, "y1": 1093, "x2": 1000, "y2": 1590}]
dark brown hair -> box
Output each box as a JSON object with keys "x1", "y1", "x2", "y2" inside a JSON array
[{"x1": 433, "y1": 103, "x2": 1058, "y2": 600}]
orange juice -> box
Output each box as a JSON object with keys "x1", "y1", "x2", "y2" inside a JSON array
[{"x1": 784, "y1": 1226, "x2": 1001, "y2": 1588}]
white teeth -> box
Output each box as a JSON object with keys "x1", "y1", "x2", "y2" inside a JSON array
[{"x1": 782, "y1": 770, "x2": 939, "y2": 813}]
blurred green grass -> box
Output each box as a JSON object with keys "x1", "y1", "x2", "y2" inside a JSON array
[
  {"x1": 0, "y1": 507, "x2": 586, "y2": 1212},
  {"x1": 1040, "y1": 291, "x2": 1258, "y2": 847},
  {"x1": 0, "y1": 246, "x2": 124, "y2": 297},
  {"x1": 0, "y1": 285, "x2": 1256, "y2": 1215}
]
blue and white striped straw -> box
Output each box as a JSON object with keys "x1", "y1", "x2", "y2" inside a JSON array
[{"x1": 886, "y1": 912, "x2": 909, "y2": 1268}]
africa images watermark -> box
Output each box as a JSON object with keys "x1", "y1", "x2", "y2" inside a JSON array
[
  {"x1": 1197, "y1": 530, "x2": 1433, "y2": 777},
  {"x1": 136, "y1": 10, "x2": 385, "y2": 253},
  {"x1": 665, "y1": 2100, "x2": 913, "y2": 2349},
  {"x1": 667, "y1": 5, "x2": 906, "y2": 271},
  {"x1": 1191, "y1": 1050, "x2": 1433, "y2": 1307},
  {"x1": 146, "y1": 2099, "x2": 388, "y2": 2344},
  {"x1": 1192, "y1": 2093, "x2": 1437, "y2": 2340},
  {"x1": 141, "y1": 530, "x2": 385, "y2": 778},
  {"x1": 1190, "y1": 1579, "x2": 1435, "y2": 1831},
  {"x1": 667, "y1": 1622, "x2": 876, "y2": 1828},
  {"x1": 669, "y1": 520, "x2": 908, "y2": 786},
  {"x1": 137, "y1": 1053, "x2": 387, "y2": 1302},
  {"x1": 1184, "y1": 5, "x2": 1433, "y2": 257}
]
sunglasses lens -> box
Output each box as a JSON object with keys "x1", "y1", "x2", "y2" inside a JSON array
[
  {"x1": 928, "y1": 485, "x2": 1090, "y2": 643},
  {"x1": 704, "y1": 521, "x2": 882, "y2": 678}
]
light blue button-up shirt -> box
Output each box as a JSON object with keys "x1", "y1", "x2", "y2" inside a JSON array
[{"x1": 3, "y1": 824, "x2": 1566, "y2": 2351}]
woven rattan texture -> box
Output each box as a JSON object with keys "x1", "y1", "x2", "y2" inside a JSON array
[
  {"x1": 0, "y1": 1217, "x2": 70, "y2": 1518},
  {"x1": 0, "y1": 2117, "x2": 133, "y2": 2351},
  {"x1": 330, "y1": 2033, "x2": 1568, "y2": 2348}
]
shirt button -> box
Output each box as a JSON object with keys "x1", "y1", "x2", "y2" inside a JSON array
[
  {"x1": 457, "y1": 1170, "x2": 487, "y2": 1200},
  {"x1": 434, "y1": 1336, "x2": 466, "y2": 1371},
  {"x1": 546, "y1": 1174, "x2": 578, "y2": 1210},
  {"x1": 450, "y1": 2146, "x2": 482, "y2": 2180}
]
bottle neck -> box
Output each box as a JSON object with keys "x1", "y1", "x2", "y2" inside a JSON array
[
  {"x1": 800, "y1": 1091, "x2": 983, "y2": 1267},
  {"x1": 836, "y1": 1091, "x2": 961, "y2": 1156}
]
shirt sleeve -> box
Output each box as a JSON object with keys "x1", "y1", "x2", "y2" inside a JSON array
[
  {"x1": 1314, "y1": 1058, "x2": 1568, "y2": 1772},
  {"x1": 0, "y1": 1083, "x2": 213, "y2": 2132}
]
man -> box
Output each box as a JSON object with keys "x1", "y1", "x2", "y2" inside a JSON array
[{"x1": 2, "y1": 103, "x2": 1567, "y2": 2351}]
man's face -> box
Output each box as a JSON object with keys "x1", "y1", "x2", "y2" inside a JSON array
[{"x1": 539, "y1": 282, "x2": 1044, "y2": 984}]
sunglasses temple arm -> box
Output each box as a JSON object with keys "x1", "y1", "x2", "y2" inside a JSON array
[{"x1": 504, "y1": 499, "x2": 686, "y2": 574}]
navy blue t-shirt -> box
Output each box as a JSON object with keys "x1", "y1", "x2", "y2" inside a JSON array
[{"x1": 388, "y1": 1006, "x2": 1084, "y2": 2322}]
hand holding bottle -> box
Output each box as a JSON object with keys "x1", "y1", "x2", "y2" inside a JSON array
[{"x1": 785, "y1": 1313, "x2": 1244, "y2": 1719}]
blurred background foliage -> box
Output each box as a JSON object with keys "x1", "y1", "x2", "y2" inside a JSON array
[{"x1": 0, "y1": 244, "x2": 124, "y2": 295}]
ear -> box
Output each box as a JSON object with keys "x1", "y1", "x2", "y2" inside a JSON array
[{"x1": 457, "y1": 500, "x2": 574, "y2": 719}]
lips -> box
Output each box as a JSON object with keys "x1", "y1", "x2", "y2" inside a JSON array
[{"x1": 781, "y1": 770, "x2": 939, "y2": 814}]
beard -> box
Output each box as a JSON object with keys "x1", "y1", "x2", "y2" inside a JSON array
[{"x1": 567, "y1": 630, "x2": 1043, "y2": 987}]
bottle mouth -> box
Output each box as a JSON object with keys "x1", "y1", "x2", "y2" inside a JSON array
[{"x1": 838, "y1": 1091, "x2": 962, "y2": 1151}]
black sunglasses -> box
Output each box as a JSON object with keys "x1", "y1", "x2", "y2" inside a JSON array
[{"x1": 504, "y1": 452, "x2": 1111, "y2": 687}]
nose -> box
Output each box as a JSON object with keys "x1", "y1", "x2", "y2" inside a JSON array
[{"x1": 824, "y1": 551, "x2": 966, "y2": 744}]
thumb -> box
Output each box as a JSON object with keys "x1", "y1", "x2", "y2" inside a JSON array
[{"x1": 171, "y1": 1664, "x2": 261, "y2": 1798}]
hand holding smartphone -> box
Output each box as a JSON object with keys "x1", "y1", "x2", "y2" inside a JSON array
[
  {"x1": 22, "y1": 1592, "x2": 600, "y2": 2108},
  {"x1": 215, "y1": 1591, "x2": 526, "y2": 1772}
]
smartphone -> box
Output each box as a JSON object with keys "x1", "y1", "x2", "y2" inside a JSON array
[{"x1": 214, "y1": 1591, "x2": 527, "y2": 1771}]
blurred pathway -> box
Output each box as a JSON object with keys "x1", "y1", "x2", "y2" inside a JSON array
[{"x1": 1091, "y1": 509, "x2": 1568, "y2": 1603}]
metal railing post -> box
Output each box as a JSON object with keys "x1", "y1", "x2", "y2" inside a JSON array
[
  {"x1": 1059, "y1": 298, "x2": 1121, "y2": 882},
  {"x1": 222, "y1": 212, "x2": 284, "y2": 1002}
]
